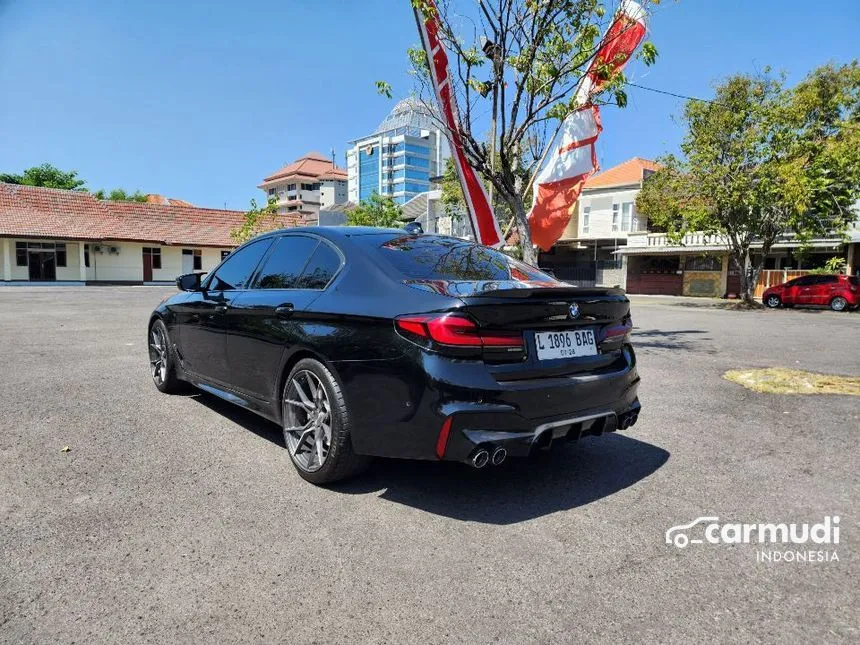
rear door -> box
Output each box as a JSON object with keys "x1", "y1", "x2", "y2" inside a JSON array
[
  {"x1": 814, "y1": 275, "x2": 839, "y2": 305},
  {"x1": 226, "y1": 235, "x2": 343, "y2": 401},
  {"x1": 174, "y1": 237, "x2": 272, "y2": 383},
  {"x1": 794, "y1": 275, "x2": 821, "y2": 305}
]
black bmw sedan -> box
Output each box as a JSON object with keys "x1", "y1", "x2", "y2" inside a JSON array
[{"x1": 148, "y1": 227, "x2": 641, "y2": 484}]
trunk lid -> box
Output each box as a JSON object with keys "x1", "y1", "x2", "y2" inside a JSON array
[{"x1": 451, "y1": 281, "x2": 631, "y2": 379}]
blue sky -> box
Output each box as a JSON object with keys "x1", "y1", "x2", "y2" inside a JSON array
[{"x1": 1, "y1": 0, "x2": 858, "y2": 210}]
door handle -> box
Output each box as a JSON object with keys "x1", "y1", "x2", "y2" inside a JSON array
[{"x1": 275, "y1": 303, "x2": 295, "y2": 318}]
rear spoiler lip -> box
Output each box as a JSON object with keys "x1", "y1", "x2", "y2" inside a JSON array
[
  {"x1": 460, "y1": 287, "x2": 628, "y2": 300},
  {"x1": 403, "y1": 278, "x2": 627, "y2": 300}
]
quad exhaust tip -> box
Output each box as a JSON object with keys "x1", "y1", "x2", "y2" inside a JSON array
[
  {"x1": 471, "y1": 449, "x2": 490, "y2": 469},
  {"x1": 491, "y1": 446, "x2": 507, "y2": 466}
]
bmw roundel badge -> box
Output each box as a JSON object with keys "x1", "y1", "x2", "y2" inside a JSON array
[{"x1": 568, "y1": 303, "x2": 580, "y2": 319}]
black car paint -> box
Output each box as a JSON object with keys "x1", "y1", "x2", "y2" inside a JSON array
[{"x1": 150, "y1": 227, "x2": 641, "y2": 463}]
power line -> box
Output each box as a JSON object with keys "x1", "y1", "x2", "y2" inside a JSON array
[
  {"x1": 625, "y1": 81, "x2": 860, "y2": 132},
  {"x1": 624, "y1": 82, "x2": 727, "y2": 107}
]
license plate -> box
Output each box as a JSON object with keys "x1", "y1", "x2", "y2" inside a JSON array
[{"x1": 534, "y1": 329, "x2": 597, "y2": 360}]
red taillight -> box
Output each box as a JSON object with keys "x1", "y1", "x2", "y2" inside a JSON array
[
  {"x1": 395, "y1": 313, "x2": 523, "y2": 348},
  {"x1": 603, "y1": 315, "x2": 633, "y2": 340},
  {"x1": 426, "y1": 315, "x2": 482, "y2": 346},
  {"x1": 436, "y1": 416, "x2": 453, "y2": 459}
]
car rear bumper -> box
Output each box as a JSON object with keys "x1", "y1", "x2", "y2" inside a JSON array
[
  {"x1": 439, "y1": 381, "x2": 641, "y2": 465},
  {"x1": 336, "y1": 345, "x2": 641, "y2": 462}
]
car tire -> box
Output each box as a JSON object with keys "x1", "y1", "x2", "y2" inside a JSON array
[
  {"x1": 148, "y1": 319, "x2": 186, "y2": 394},
  {"x1": 281, "y1": 358, "x2": 370, "y2": 485},
  {"x1": 764, "y1": 294, "x2": 781, "y2": 308},
  {"x1": 830, "y1": 296, "x2": 848, "y2": 312}
]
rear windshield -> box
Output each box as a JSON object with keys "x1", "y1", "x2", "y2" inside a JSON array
[{"x1": 379, "y1": 235, "x2": 554, "y2": 282}]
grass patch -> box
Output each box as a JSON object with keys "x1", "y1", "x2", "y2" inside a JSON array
[{"x1": 724, "y1": 368, "x2": 860, "y2": 396}]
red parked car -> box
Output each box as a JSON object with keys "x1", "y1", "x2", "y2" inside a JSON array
[{"x1": 763, "y1": 274, "x2": 859, "y2": 311}]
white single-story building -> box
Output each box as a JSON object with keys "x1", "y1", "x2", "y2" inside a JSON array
[{"x1": 0, "y1": 182, "x2": 251, "y2": 285}]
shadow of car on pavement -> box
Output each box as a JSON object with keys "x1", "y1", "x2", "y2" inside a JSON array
[{"x1": 191, "y1": 391, "x2": 669, "y2": 525}]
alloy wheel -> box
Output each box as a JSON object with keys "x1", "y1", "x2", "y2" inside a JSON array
[
  {"x1": 831, "y1": 296, "x2": 847, "y2": 312},
  {"x1": 283, "y1": 370, "x2": 332, "y2": 472},
  {"x1": 149, "y1": 325, "x2": 168, "y2": 385},
  {"x1": 766, "y1": 295, "x2": 780, "y2": 308}
]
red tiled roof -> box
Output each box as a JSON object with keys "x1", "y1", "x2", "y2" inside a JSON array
[
  {"x1": 584, "y1": 157, "x2": 661, "y2": 189},
  {"x1": 260, "y1": 151, "x2": 347, "y2": 186},
  {"x1": 0, "y1": 183, "x2": 252, "y2": 247},
  {"x1": 145, "y1": 194, "x2": 195, "y2": 206}
]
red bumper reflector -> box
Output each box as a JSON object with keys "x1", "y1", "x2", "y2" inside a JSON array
[{"x1": 436, "y1": 416, "x2": 454, "y2": 459}]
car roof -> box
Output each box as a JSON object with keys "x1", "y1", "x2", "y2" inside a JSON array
[
  {"x1": 259, "y1": 226, "x2": 406, "y2": 241},
  {"x1": 252, "y1": 227, "x2": 478, "y2": 251}
]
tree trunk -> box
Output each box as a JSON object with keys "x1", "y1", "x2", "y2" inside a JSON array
[
  {"x1": 734, "y1": 249, "x2": 764, "y2": 306},
  {"x1": 497, "y1": 189, "x2": 537, "y2": 265}
]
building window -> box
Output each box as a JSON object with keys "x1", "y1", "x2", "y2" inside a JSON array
[
  {"x1": 621, "y1": 202, "x2": 633, "y2": 232},
  {"x1": 359, "y1": 145, "x2": 380, "y2": 202},
  {"x1": 268, "y1": 188, "x2": 275, "y2": 196},
  {"x1": 55, "y1": 243, "x2": 67, "y2": 267},
  {"x1": 84, "y1": 244, "x2": 90, "y2": 268},
  {"x1": 611, "y1": 204, "x2": 619, "y2": 232},
  {"x1": 182, "y1": 248, "x2": 202, "y2": 270},
  {"x1": 582, "y1": 206, "x2": 590, "y2": 234},
  {"x1": 684, "y1": 256, "x2": 722, "y2": 272},
  {"x1": 143, "y1": 247, "x2": 162, "y2": 269},
  {"x1": 15, "y1": 242, "x2": 27, "y2": 266},
  {"x1": 404, "y1": 155, "x2": 429, "y2": 168},
  {"x1": 221, "y1": 250, "x2": 231, "y2": 260}
]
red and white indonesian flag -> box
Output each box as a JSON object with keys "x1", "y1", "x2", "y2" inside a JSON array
[
  {"x1": 413, "y1": 0, "x2": 503, "y2": 247},
  {"x1": 528, "y1": 0, "x2": 647, "y2": 251}
]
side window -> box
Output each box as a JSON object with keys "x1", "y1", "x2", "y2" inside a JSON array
[
  {"x1": 819, "y1": 275, "x2": 838, "y2": 285},
  {"x1": 208, "y1": 238, "x2": 272, "y2": 290},
  {"x1": 793, "y1": 276, "x2": 815, "y2": 286},
  {"x1": 256, "y1": 236, "x2": 319, "y2": 289},
  {"x1": 297, "y1": 241, "x2": 342, "y2": 289}
]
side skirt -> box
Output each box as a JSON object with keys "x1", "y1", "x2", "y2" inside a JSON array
[{"x1": 181, "y1": 370, "x2": 280, "y2": 425}]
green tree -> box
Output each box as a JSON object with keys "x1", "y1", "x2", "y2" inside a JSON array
[
  {"x1": 382, "y1": 0, "x2": 658, "y2": 263},
  {"x1": 92, "y1": 188, "x2": 149, "y2": 202},
  {"x1": 346, "y1": 192, "x2": 403, "y2": 228},
  {"x1": 439, "y1": 154, "x2": 531, "y2": 237},
  {"x1": 231, "y1": 198, "x2": 281, "y2": 244},
  {"x1": 637, "y1": 62, "x2": 860, "y2": 305},
  {"x1": 0, "y1": 163, "x2": 86, "y2": 190}
]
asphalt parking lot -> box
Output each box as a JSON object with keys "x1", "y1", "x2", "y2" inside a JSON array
[{"x1": 1, "y1": 287, "x2": 858, "y2": 643}]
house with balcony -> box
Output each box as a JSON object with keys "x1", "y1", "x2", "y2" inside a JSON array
[
  {"x1": 258, "y1": 152, "x2": 348, "y2": 223},
  {"x1": 538, "y1": 157, "x2": 660, "y2": 286},
  {"x1": 618, "y1": 225, "x2": 859, "y2": 298}
]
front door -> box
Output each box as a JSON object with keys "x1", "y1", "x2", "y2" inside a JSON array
[
  {"x1": 142, "y1": 251, "x2": 153, "y2": 282},
  {"x1": 174, "y1": 237, "x2": 273, "y2": 384},
  {"x1": 28, "y1": 251, "x2": 56, "y2": 281}
]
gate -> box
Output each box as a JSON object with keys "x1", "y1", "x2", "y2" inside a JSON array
[{"x1": 754, "y1": 270, "x2": 809, "y2": 298}]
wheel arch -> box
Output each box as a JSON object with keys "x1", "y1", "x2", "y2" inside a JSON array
[{"x1": 275, "y1": 347, "x2": 342, "y2": 424}]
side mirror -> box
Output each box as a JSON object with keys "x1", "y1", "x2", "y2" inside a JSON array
[{"x1": 176, "y1": 272, "x2": 202, "y2": 291}]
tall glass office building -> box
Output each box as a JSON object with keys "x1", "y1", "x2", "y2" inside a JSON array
[{"x1": 347, "y1": 98, "x2": 450, "y2": 205}]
